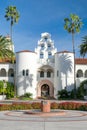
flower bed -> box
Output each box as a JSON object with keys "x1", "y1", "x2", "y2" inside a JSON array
[{"x1": 0, "y1": 101, "x2": 87, "y2": 111}]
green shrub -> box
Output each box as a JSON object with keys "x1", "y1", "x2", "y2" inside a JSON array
[
  {"x1": 12, "y1": 102, "x2": 32, "y2": 110},
  {"x1": 0, "y1": 104, "x2": 11, "y2": 111},
  {"x1": 23, "y1": 93, "x2": 33, "y2": 98},
  {"x1": 6, "y1": 82, "x2": 14, "y2": 99},
  {"x1": 57, "y1": 89, "x2": 69, "y2": 99},
  {"x1": 0, "y1": 81, "x2": 14, "y2": 98},
  {"x1": 57, "y1": 80, "x2": 87, "y2": 100},
  {"x1": 79, "y1": 105, "x2": 87, "y2": 111},
  {"x1": 19, "y1": 92, "x2": 33, "y2": 100},
  {"x1": 31, "y1": 102, "x2": 41, "y2": 109},
  {"x1": 0, "y1": 101, "x2": 87, "y2": 111},
  {"x1": 76, "y1": 80, "x2": 87, "y2": 99},
  {"x1": 0, "y1": 81, "x2": 6, "y2": 95},
  {"x1": 51, "y1": 102, "x2": 58, "y2": 109}
]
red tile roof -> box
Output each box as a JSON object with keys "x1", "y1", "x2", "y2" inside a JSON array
[
  {"x1": 0, "y1": 56, "x2": 87, "y2": 65},
  {"x1": 75, "y1": 58, "x2": 87, "y2": 64},
  {"x1": 56, "y1": 50, "x2": 73, "y2": 54},
  {"x1": 0, "y1": 58, "x2": 15, "y2": 63},
  {"x1": 16, "y1": 50, "x2": 35, "y2": 53}
]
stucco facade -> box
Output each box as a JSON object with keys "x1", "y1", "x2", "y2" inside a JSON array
[{"x1": 0, "y1": 32, "x2": 87, "y2": 99}]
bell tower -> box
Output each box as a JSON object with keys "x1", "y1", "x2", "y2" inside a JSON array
[{"x1": 35, "y1": 32, "x2": 57, "y2": 63}]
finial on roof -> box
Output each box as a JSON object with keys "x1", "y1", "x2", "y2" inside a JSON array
[{"x1": 41, "y1": 32, "x2": 51, "y2": 39}]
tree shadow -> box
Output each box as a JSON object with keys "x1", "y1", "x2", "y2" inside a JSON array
[
  {"x1": 16, "y1": 71, "x2": 33, "y2": 94},
  {"x1": 58, "y1": 54, "x2": 73, "y2": 74},
  {"x1": 58, "y1": 53, "x2": 74, "y2": 90}
]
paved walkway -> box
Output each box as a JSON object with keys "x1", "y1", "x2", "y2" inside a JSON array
[{"x1": 0, "y1": 110, "x2": 87, "y2": 130}]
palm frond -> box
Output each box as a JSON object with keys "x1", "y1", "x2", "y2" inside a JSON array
[{"x1": 0, "y1": 35, "x2": 14, "y2": 62}]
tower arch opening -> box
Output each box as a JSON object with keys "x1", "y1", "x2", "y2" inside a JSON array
[
  {"x1": 41, "y1": 84, "x2": 49, "y2": 97},
  {"x1": 37, "y1": 79, "x2": 54, "y2": 98}
]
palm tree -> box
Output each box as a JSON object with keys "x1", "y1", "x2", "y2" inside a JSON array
[
  {"x1": 64, "y1": 13, "x2": 83, "y2": 53},
  {"x1": 64, "y1": 14, "x2": 83, "y2": 98},
  {"x1": 5, "y1": 6, "x2": 20, "y2": 41},
  {"x1": 5, "y1": 6, "x2": 20, "y2": 97},
  {"x1": 79, "y1": 36, "x2": 87, "y2": 57},
  {"x1": 0, "y1": 35, "x2": 14, "y2": 61}
]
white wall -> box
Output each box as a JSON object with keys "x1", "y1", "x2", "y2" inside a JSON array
[
  {"x1": 16, "y1": 51, "x2": 37, "y2": 98},
  {"x1": 54, "y1": 52, "x2": 74, "y2": 97}
]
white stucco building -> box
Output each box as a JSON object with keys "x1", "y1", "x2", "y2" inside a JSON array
[{"x1": 0, "y1": 32, "x2": 87, "y2": 99}]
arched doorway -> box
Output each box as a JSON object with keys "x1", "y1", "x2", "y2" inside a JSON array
[
  {"x1": 41, "y1": 84, "x2": 49, "y2": 97},
  {"x1": 37, "y1": 79, "x2": 54, "y2": 98}
]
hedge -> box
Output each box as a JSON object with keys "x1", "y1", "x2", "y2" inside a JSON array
[{"x1": 0, "y1": 101, "x2": 87, "y2": 111}]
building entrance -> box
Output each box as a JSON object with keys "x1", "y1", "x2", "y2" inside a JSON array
[
  {"x1": 41, "y1": 84, "x2": 49, "y2": 97},
  {"x1": 37, "y1": 79, "x2": 54, "y2": 98}
]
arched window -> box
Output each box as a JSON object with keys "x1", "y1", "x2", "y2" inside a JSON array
[
  {"x1": 76, "y1": 69, "x2": 83, "y2": 78},
  {"x1": 40, "y1": 53, "x2": 44, "y2": 59},
  {"x1": 85, "y1": 70, "x2": 87, "y2": 78},
  {"x1": 26, "y1": 69, "x2": 29, "y2": 76},
  {"x1": 48, "y1": 52, "x2": 52, "y2": 58},
  {"x1": 22, "y1": 70, "x2": 25, "y2": 76},
  {"x1": 44, "y1": 36, "x2": 48, "y2": 41},
  {"x1": 47, "y1": 71, "x2": 51, "y2": 77},
  {"x1": 48, "y1": 43, "x2": 51, "y2": 49},
  {"x1": 41, "y1": 44, "x2": 44, "y2": 50},
  {"x1": 40, "y1": 71, "x2": 44, "y2": 77},
  {"x1": 1, "y1": 68, "x2": 6, "y2": 77},
  {"x1": 8, "y1": 68, "x2": 14, "y2": 77}
]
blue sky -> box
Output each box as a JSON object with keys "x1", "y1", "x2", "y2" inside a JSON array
[{"x1": 0, "y1": 0, "x2": 87, "y2": 57}]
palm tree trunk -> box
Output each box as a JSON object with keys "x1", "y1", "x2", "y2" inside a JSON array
[
  {"x1": 11, "y1": 22, "x2": 12, "y2": 41},
  {"x1": 72, "y1": 33, "x2": 75, "y2": 53},
  {"x1": 72, "y1": 33, "x2": 76, "y2": 98},
  {"x1": 10, "y1": 22, "x2": 16, "y2": 97}
]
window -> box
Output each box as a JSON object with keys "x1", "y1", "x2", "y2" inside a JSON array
[
  {"x1": 76, "y1": 69, "x2": 83, "y2": 78},
  {"x1": 8, "y1": 68, "x2": 14, "y2": 77},
  {"x1": 1, "y1": 68, "x2": 6, "y2": 77},
  {"x1": 22, "y1": 70, "x2": 25, "y2": 76},
  {"x1": 57, "y1": 70, "x2": 59, "y2": 77},
  {"x1": 47, "y1": 71, "x2": 51, "y2": 77},
  {"x1": 48, "y1": 44, "x2": 51, "y2": 49},
  {"x1": 44, "y1": 36, "x2": 48, "y2": 41},
  {"x1": 48, "y1": 52, "x2": 52, "y2": 58},
  {"x1": 41, "y1": 44, "x2": 44, "y2": 50},
  {"x1": 40, "y1": 53, "x2": 44, "y2": 59},
  {"x1": 85, "y1": 70, "x2": 87, "y2": 77},
  {"x1": 40, "y1": 71, "x2": 44, "y2": 77},
  {"x1": 26, "y1": 69, "x2": 29, "y2": 76}
]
